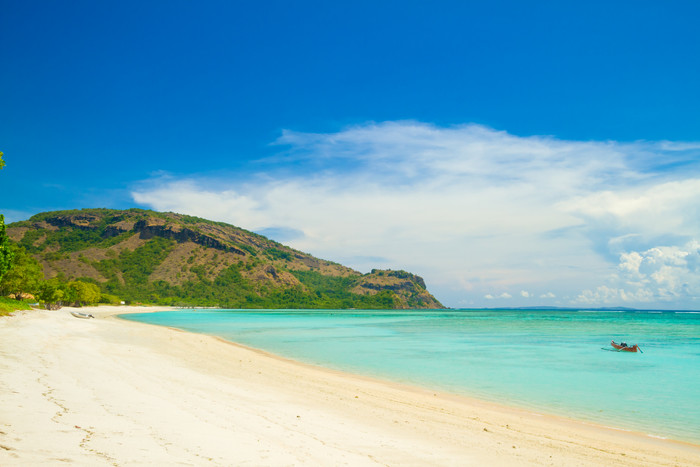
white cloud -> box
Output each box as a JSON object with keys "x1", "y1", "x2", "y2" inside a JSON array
[
  {"x1": 485, "y1": 293, "x2": 512, "y2": 300},
  {"x1": 131, "y1": 121, "x2": 700, "y2": 308},
  {"x1": 560, "y1": 180, "x2": 700, "y2": 259},
  {"x1": 576, "y1": 286, "x2": 655, "y2": 305},
  {"x1": 520, "y1": 291, "x2": 530, "y2": 298},
  {"x1": 577, "y1": 241, "x2": 700, "y2": 306}
]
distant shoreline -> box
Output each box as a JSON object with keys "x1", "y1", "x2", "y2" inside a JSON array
[{"x1": 2, "y1": 305, "x2": 698, "y2": 465}]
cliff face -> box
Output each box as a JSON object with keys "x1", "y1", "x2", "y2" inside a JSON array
[
  {"x1": 352, "y1": 269, "x2": 441, "y2": 309},
  {"x1": 7, "y1": 208, "x2": 443, "y2": 309}
]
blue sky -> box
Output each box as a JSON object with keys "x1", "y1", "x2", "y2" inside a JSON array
[{"x1": 2, "y1": 1, "x2": 700, "y2": 309}]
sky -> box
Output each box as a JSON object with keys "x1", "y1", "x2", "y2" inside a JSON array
[{"x1": 2, "y1": 1, "x2": 700, "y2": 309}]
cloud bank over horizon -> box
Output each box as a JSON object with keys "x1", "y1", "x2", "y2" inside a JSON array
[{"x1": 132, "y1": 121, "x2": 700, "y2": 309}]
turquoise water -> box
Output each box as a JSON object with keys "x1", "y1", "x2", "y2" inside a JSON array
[{"x1": 121, "y1": 309, "x2": 700, "y2": 443}]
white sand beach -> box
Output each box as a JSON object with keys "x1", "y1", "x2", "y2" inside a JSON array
[{"x1": 1, "y1": 306, "x2": 698, "y2": 466}]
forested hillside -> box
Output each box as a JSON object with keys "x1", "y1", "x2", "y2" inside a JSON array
[{"x1": 5, "y1": 209, "x2": 443, "y2": 309}]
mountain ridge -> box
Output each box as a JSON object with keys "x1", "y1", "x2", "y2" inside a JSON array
[{"x1": 7, "y1": 208, "x2": 443, "y2": 309}]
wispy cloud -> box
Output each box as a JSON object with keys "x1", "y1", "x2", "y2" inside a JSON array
[{"x1": 132, "y1": 121, "x2": 700, "y2": 308}]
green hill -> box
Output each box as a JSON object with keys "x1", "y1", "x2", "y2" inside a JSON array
[{"x1": 6, "y1": 208, "x2": 443, "y2": 309}]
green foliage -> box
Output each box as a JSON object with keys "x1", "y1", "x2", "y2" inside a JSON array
[
  {"x1": 99, "y1": 293, "x2": 121, "y2": 305},
  {"x1": 17, "y1": 228, "x2": 45, "y2": 253},
  {"x1": 288, "y1": 270, "x2": 398, "y2": 309},
  {"x1": 0, "y1": 151, "x2": 4, "y2": 170},
  {"x1": 20, "y1": 210, "x2": 134, "y2": 254},
  {"x1": 0, "y1": 296, "x2": 32, "y2": 316},
  {"x1": 101, "y1": 231, "x2": 133, "y2": 248},
  {"x1": 96, "y1": 237, "x2": 177, "y2": 302},
  {"x1": 43, "y1": 251, "x2": 68, "y2": 261},
  {"x1": 232, "y1": 242, "x2": 257, "y2": 256},
  {"x1": 292, "y1": 270, "x2": 354, "y2": 290},
  {"x1": 42, "y1": 227, "x2": 104, "y2": 253},
  {"x1": 67, "y1": 280, "x2": 101, "y2": 305},
  {"x1": 266, "y1": 247, "x2": 292, "y2": 261},
  {"x1": 26, "y1": 208, "x2": 117, "y2": 223},
  {"x1": 37, "y1": 278, "x2": 66, "y2": 304},
  {"x1": 37, "y1": 278, "x2": 103, "y2": 306},
  {"x1": 177, "y1": 213, "x2": 206, "y2": 225},
  {"x1": 0, "y1": 244, "x2": 43, "y2": 299},
  {"x1": 0, "y1": 214, "x2": 14, "y2": 282},
  {"x1": 90, "y1": 262, "x2": 399, "y2": 309},
  {"x1": 96, "y1": 236, "x2": 175, "y2": 285}
]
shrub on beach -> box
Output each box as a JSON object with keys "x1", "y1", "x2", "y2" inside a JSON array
[
  {"x1": 0, "y1": 245, "x2": 43, "y2": 300},
  {"x1": 0, "y1": 296, "x2": 32, "y2": 316},
  {"x1": 99, "y1": 293, "x2": 121, "y2": 305}
]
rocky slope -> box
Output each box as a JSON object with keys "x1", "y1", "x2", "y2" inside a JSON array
[{"x1": 7, "y1": 209, "x2": 443, "y2": 309}]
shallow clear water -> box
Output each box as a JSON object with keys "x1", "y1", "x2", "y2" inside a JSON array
[{"x1": 121, "y1": 309, "x2": 700, "y2": 443}]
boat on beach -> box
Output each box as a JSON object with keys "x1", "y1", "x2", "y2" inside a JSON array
[
  {"x1": 610, "y1": 340, "x2": 641, "y2": 352},
  {"x1": 70, "y1": 311, "x2": 95, "y2": 319}
]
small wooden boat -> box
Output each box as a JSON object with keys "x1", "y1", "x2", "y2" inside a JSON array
[
  {"x1": 610, "y1": 340, "x2": 641, "y2": 352},
  {"x1": 70, "y1": 311, "x2": 95, "y2": 319}
]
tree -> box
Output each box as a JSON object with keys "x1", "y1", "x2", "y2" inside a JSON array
[
  {"x1": 67, "y1": 280, "x2": 101, "y2": 306},
  {"x1": 0, "y1": 152, "x2": 14, "y2": 284},
  {"x1": 36, "y1": 278, "x2": 66, "y2": 309},
  {"x1": 0, "y1": 215, "x2": 14, "y2": 283},
  {"x1": 0, "y1": 245, "x2": 43, "y2": 299},
  {"x1": 99, "y1": 293, "x2": 121, "y2": 305}
]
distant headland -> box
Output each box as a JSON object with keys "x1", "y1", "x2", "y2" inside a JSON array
[{"x1": 5, "y1": 208, "x2": 444, "y2": 309}]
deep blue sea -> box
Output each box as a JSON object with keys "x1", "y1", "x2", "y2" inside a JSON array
[{"x1": 121, "y1": 309, "x2": 700, "y2": 443}]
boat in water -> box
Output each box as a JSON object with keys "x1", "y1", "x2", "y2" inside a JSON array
[{"x1": 610, "y1": 340, "x2": 642, "y2": 353}]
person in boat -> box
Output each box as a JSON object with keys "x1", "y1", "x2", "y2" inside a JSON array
[{"x1": 611, "y1": 340, "x2": 631, "y2": 348}]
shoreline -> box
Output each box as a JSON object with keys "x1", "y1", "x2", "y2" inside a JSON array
[
  {"x1": 2, "y1": 305, "x2": 699, "y2": 465},
  {"x1": 118, "y1": 306, "x2": 699, "y2": 446}
]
